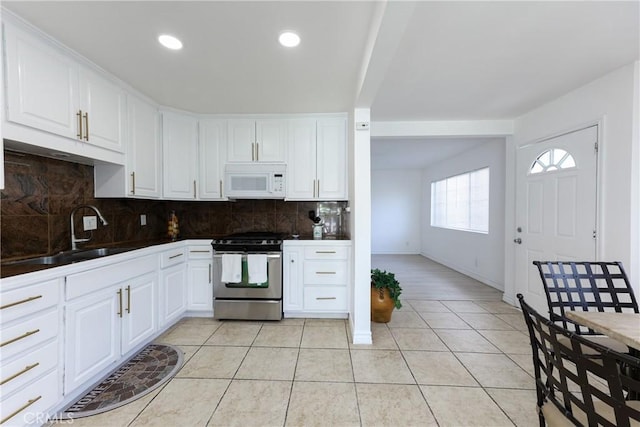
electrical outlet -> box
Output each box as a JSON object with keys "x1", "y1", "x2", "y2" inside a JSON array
[
  {"x1": 140, "y1": 214, "x2": 147, "y2": 226},
  {"x1": 83, "y1": 216, "x2": 97, "y2": 231}
]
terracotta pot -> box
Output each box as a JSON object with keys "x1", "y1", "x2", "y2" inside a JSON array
[{"x1": 371, "y1": 287, "x2": 395, "y2": 323}]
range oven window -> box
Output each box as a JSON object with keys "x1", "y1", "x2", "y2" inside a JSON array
[{"x1": 225, "y1": 257, "x2": 269, "y2": 288}]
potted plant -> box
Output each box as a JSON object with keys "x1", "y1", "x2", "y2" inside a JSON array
[{"x1": 371, "y1": 268, "x2": 402, "y2": 323}]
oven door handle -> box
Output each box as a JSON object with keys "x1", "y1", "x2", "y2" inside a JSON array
[{"x1": 213, "y1": 254, "x2": 281, "y2": 259}]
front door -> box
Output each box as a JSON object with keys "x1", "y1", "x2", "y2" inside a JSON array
[{"x1": 514, "y1": 125, "x2": 598, "y2": 314}]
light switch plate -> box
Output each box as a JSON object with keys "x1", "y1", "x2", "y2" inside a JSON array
[
  {"x1": 83, "y1": 216, "x2": 97, "y2": 231},
  {"x1": 140, "y1": 214, "x2": 147, "y2": 226}
]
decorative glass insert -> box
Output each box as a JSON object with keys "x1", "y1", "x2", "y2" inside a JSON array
[{"x1": 530, "y1": 148, "x2": 576, "y2": 174}]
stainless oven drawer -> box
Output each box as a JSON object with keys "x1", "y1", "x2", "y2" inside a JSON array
[{"x1": 214, "y1": 299, "x2": 282, "y2": 320}]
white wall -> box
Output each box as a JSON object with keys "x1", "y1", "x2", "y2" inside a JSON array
[
  {"x1": 371, "y1": 169, "x2": 422, "y2": 254},
  {"x1": 421, "y1": 139, "x2": 506, "y2": 290},
  {"x1": 503, "y1": 61, "x2": 640, "y2": 300}
]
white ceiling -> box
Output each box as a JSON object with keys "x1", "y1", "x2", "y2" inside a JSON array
[{"x1": 3, "y1": 1, "x2": 639, "y2": 168}]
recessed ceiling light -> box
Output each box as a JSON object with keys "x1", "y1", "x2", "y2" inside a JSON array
[
  {"x1": 158, "y1": 34, "x2": 183, "y2": 50},
  {"x1": 278, "y1": 31, "x2": 300, "y2": 48}
]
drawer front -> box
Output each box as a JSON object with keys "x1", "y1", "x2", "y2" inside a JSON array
[
  {"x1": 303, "y1": 260, "x2": 348, "y2": 285},
  {"x1": 66, "y1": 255, "x2": 157, "y2": 300},
  {"x1": 0, "y1": 310, "x2": 58, "y2": 362},
  {"x1": 0, "y1": 340, "x2": 58, "y2": 397},
  {"x1": 0, "y1": 369, "x2": 59, "y2": 427},
  {"x1": 1, "y1": 279, "x2": 59, "y2": 324},
  {"x1": 304, "y1": 246, "x2": 348, "y2": 260},
  {"x1": 303, "y1": 286, "x2": 348, "y2": 311},
  {"x1": 187, "y1": 246, "x2": 212, "y2": 260},
  {"x1": 161, "y1": 248, "x2": 187, "y2": 268}
]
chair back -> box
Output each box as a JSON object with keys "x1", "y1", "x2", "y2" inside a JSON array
[
  {"x1": 533, "y1": 261, "x2": 639, "y2": 334},
  {"x1": 518, "y1": 294, "x2": 640, "y2": 427}
]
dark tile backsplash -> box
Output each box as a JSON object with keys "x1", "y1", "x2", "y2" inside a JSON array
[{"x1": 1, "y1": 151, "x2": 348, "y2": 260}]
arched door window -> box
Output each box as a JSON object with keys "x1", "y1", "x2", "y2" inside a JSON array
[{"x1": 530, "y1": 148, "x2": 576, "y2": 174}]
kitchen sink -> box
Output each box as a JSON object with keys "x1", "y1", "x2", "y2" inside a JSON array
[{"x1": 2, "y1": 247, "x2": 136, "y2": 266}]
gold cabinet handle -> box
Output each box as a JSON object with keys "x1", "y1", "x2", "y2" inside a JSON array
[
  {"x1": 0, "y1": 363, "x2": 40, "y2": 386},
  {"x1": 316, "y1": 297, "x2": 337, "y2": 300},
  {"x1": 169, "y1": 253, "x2": 184, "y2": 259},
  {"x1": 126, "y1": 285, "x2": 131, "y2": 314},
  {"x1": 220, "y1": 180, "x2": 223, "y2": 197},
  {"x1": 0, "y1": 295, "x2": 42, "y2": 310},
  {"x1": 190, "y1": 250, "x2": 210, "y2": 253},
  {"x1": 251, "y1": 142, "x2": 255, "y2": 161},
  {"x1": 83, "y1": 112, "x2": 89, "y2": 141},
  {"x1": 315, "y1": 251, "x2": 336, "y2": 254},
  {"x1": 313, "y1": 179, "x2": 316, "y2": 198},
  {"x1": 1, "y1": 329, "x2": 40, "y2": 348},
  {"x1": 131, "y1": 172, "x2": 136, "y2": 194},
  {"x1": 316, "y1": 271, "x2": 336, "y2": 275},
  {"x1": 193, "y1": 180, "x2": 197, "y2": 198},
  {"x1": 317, "y1": 179, "x2": 320, "y2": 197},
  {"x1": 209, "y1": 263, "x2": 212, "y2": 284},
  {"x1": 256, "y1": 142, "x2": 259, "y2": 161},
  {"x1": 77, "y1": 110, "x2": 83, "y2": 139},
  {"x1": 117, "y1": 289, "x2": 123, "y2": 318},
  {"x1": 1, "y1": 395, "x2": 42, "y2": 425}
]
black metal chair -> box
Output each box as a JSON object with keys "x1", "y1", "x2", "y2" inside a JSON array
[
  {"x1": 533, "y1": 261, "x2": 639, "y2": 353},
  {"x1": 518, "y1": 294, "x2": 640, "y2": 427}
]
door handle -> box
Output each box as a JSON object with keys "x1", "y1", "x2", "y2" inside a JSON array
[{"x1": 514, "y1": 238, "x2": 522, "y2": 244}]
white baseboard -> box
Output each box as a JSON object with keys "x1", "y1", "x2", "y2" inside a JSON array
[{"x1": 420, "y1": 252, "x2": 504, "y2": 292}]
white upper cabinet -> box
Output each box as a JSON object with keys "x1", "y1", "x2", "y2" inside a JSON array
[
  {"x1": 128, "y1": 96, "x2": 161, "y2": 197},
  {"x1": 227, "y1": 119, "x2": 286, "y2": 163},
  {"x1": 4, "y1": 21, "x2": 125, "y2": 153},
  {"x1": 78, "y1": 66, "x2": 126, "y2": 152},
  {"x1": 287, "y1": 117, "x2": 347, "y2": 200},
  {"x1": 199, "y1": 119, "x2": 227, "y2": 200},
  {"x1": 162, "y1": 111, "x2": 198, "y2": 199},
  {"x1": 94, "y1": 95, "x2": 160, "y2": 199},
  {"x1": 317, "y1": 118, "x2": 348, "y2": 200}
]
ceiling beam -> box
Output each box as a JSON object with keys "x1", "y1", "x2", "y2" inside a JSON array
[{"x1": 355, "y1": 1, "x2": 415, "y2": 108}]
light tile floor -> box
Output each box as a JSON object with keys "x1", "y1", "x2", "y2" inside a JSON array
[
  {"x1": 57, "y1": 299, "x2": 537, "y2": 427},
  {"x1": 52, "y1": 255, "x2": 540, "y2": 426}
]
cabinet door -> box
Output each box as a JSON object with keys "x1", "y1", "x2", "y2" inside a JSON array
[
  {"x1": 64, "y1": 287, "x2": 120, "y2": 392},
  {"x1": 317, "y1": 118, "x2": 348, "y2": 200},
  {"x1": 199, "y1": 119, "x2": 226, "y2": 199},
  {"x1": 283, "y1": 247, "x2": 304, "y2": 312},
  {"x1": 160, "y1": 264, "x2": 187, "y2": 327},
  {"x1": 286, "y1": 119, "x2": 317, "y2": 200},
  {"x1": 4, "y1": 23, "x2": 79, "y2": 139},
  {"x1": 121, "y1": 272, "x2": 157, "y2": 355},
  {"x1": 227, "y1": 119, "x2": 255, "y2": 162},
  {"x1": 78, "y1": 66, "x2": 125, "y2": 152},
  {"x1": 129, "y1": 96, "x2": 161, "y2": 198},
  {"x1": 256, "y1": 119, "x2": 286, "y2": 162},
  {"x1": 188, "y1": 260, "x2": 213, "y2": 311},
  {"x1": 162, "y1": 112, "x2": 198, "y2": 199}
]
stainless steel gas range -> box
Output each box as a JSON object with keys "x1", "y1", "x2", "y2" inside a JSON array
[{"x1": 211, "y1": 232, "x2": 283, "y2": 320}]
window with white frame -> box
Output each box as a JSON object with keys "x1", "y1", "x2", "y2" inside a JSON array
[{"x1": 430, "y1": 167, "x2": 489, "y2": 233}]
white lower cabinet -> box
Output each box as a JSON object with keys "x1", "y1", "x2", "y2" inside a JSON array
[
  {"x1": 159, "y1": 247, "x2": 188, "y2": 327},
  {"x1": 0, "y1": 278, "x2": 62, "y2": 427},
  {"x1": 64, "y1": 255, "x2": 158, "y2": 393},
  {"x1": 283, "y1": 241, "x2": 351, "y2": 318},
  {"x1": 187, "y1": 244, "x2": 213, "y2": 314}
]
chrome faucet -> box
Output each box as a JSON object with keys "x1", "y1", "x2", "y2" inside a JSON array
[{"x1": 70, "y1": 205, "x2": 108, "y2": 250}]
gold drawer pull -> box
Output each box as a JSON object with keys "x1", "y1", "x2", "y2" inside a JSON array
[
  {"x1": 0, "y1": 329, "x2": 40, "y2": 348},
  {"x1": 316, "y1": 297, "x2": 337, "y2": 300},
  {"x1": 189, "y1": 250, "x2": 210, "y2": 253},
  {"x1": 1, "y1": 395, "x2": 41, "y2": 424},
  {"x1": 0, "y1": 295, "x2": 42, "y2": 310},
  {"x1": 0, "y1": 363, "x2": 40, "y2": 386},
  {"x1": 315, "y1": 251, "x2": 336, "y2": 254},
  {"x1": 169, "y1": 253, "x2": 184, "y2": 259},
  {"x1": 316, "y1": 271, "x2": 336, "y2": 275}
]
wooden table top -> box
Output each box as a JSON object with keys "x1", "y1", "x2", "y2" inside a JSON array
[{"x1": 565, "y1": 311, "x2": 640, "y2": 350}]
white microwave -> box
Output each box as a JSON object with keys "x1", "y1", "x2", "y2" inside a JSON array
[{"x1": 224, "y1": 163, "x2": 286, "y2": 199}]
